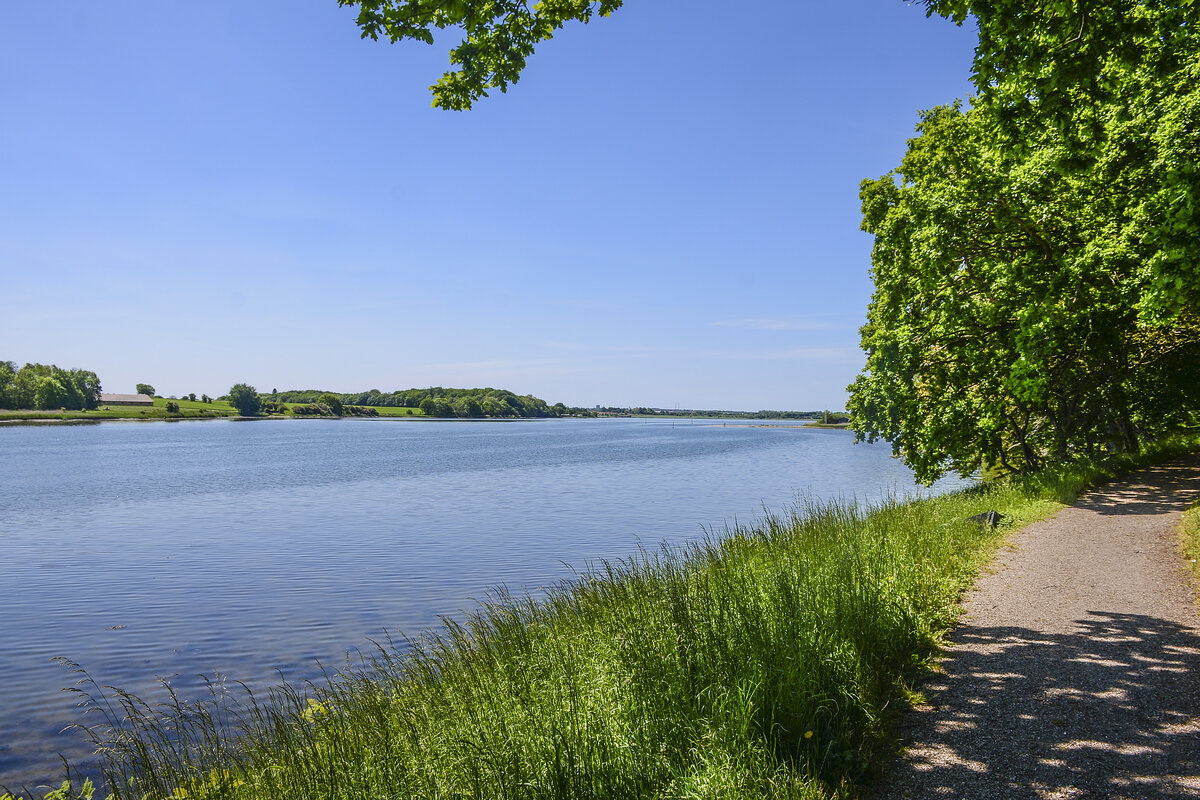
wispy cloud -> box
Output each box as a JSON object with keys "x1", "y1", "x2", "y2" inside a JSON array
[
  {"x1": 419, "y1": 357, "x2": 604, "y2": 377},
  {"x1": 699, "y1": 346, "x2": 862, "y2": 361},
  {"x1": 710, "y1": 318, "x2": 850, "y2": 332},
  {"x1": 542, "y1": 341, "x2": 675, "y2": 357},
  {"x1": 544, "y1": 341, "x2": 862, "y2": 363}
]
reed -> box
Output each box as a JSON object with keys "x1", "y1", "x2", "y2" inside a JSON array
[{"x1": 39, "y1": 439, "x2": 1199, "y2": 800}]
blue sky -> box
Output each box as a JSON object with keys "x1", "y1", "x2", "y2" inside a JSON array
[{"x1": 1, "y1": 2, "x2": 977, "y2": 410}]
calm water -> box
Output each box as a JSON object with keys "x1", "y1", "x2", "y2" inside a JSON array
[{"x1": 0, "y1": 418, "x2": 967, "y2": 789}]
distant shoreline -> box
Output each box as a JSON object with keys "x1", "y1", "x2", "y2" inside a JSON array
[{"x1": 0, "y1": 400, "x2": 850, "y2": 428}]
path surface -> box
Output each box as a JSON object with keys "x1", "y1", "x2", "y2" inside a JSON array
[{"x1": 873, "y1": 455, "x2": 1200, "y2": 799}]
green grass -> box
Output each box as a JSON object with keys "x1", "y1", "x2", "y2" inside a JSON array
[
  {"x1": 0, "y1": 398, "x2": 239, "y2": 422},
  {"x1": 361, "y1": 405, "x2": 424, "y2": 416},
  {"x1": 0, "y1": 399, "x2": 425, "y2": 422},
  {"x1": 42, "y1": 437, "x2": 1200, "y2": 800},
  {"x1": 152, "y1": 398, "x2": 240, "y2": 418},
  {"x1": 1180, "y1": 501, "x2": 1200, "y2": 588},
  {"x1": 278, "y1": 402, "x2": 425, "y2": 417}
]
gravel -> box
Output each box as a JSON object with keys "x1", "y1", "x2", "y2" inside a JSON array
[{"x1": 872, "y1": 455, "x2": 1200, "y2": 799}]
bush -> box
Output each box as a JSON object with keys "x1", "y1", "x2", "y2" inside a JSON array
[{"x1": 317, "y1": 393, "x2": 344, "y2": 416}]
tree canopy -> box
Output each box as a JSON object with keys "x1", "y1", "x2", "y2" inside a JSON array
[
  {"x1": 338, "y1": 0, "x2": 622, "y2": 109},
  {"x1": 921, "y1": 0, "x2": 1200, "y2": 324},
  {"x1": 227, "y1": 383, "x2": 263, "y2": 416},
  {"x1": 848, "y1": 0, "x2": 1200, "y2": 481},
  {"x1": 273, "y1": 386, "x2": 561, "y2": 418},
  {"x1": 0, "y1": 361, "x2": 102, "y2": 411}
]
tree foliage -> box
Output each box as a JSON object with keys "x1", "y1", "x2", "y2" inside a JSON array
[
  {"x1": 317, "y1": 393, "x2": 345, "y2": 416},
  {"x1": 850, "y1": 1, "x2": 1200, "y2": 482},
  {"x1": 922, "y1": 0, "x2": 1200, "y2": 323},
  {"x1": 0, "y1": 361, "x2": 102, "y2": 410},
  {"x1": 136, "y1": 383, "x2": 156, "y2": 398},
  {"x1": 338, "y1": 0, "x2": 623, "y2": 109},
  {"x1": 272, "y1": 386, "x2": 562, "y2": 417},
  {"x1": 227, "y1": 383, "x2": 263, "y2": 416}
]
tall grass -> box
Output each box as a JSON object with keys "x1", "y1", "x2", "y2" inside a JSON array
[
  {"x1": 42, "y1": 439, "x2": 1199, "y2": 800},
  {"x1": 1179, "y1": 500, "x2": 1200, "y2": 586}
]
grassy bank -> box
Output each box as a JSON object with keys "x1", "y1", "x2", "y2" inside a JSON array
[
  {"x1": 34, "y1": 440, "x2": 1200, "y2": 800},
  {"x1": 0, "y1": 398, "x2": 238, "y2": 422},
  {"x1": 277, "y1": 402, "x2": 424, "y2": 417},
  {"x1": 0, "y1": 399, "x2": 426, "y2": 423},
  {"x1": 1180, "y1": 500, "x2": 1200, "y2": 589}
]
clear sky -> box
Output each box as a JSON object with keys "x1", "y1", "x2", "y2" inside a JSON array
[{"x1": 1, "y1": 2, "x2": 977, "y2": 411}]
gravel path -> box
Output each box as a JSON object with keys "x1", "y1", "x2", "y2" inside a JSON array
[{"x1": 873, "y1": 455, "x2": 1200, "y2": 799}]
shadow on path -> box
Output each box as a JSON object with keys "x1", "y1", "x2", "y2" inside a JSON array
[
  {"x1": 1073, "y1": 455, "x2": 1200, "y2": 517},
  {"x1": 876, "y1": 612, "x2": 1200, "y2": 799}
]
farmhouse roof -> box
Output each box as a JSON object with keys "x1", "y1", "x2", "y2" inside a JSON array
[{"x1": 100, "y1": 393, "x2": 154, "y2": 404}]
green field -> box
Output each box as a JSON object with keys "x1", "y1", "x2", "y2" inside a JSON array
[
  {"x1": 278, "y1": 402, "x2": 425, "y2": 417},
  {"x1": 0, "y1": 397, "x2": 238, "y2": 422},
  {"x1": 362, "y1": 405, "x2": 424, "y2": 416},
  {"x1": 0, "y1": 399, "x2": 426, "y2": 422}
]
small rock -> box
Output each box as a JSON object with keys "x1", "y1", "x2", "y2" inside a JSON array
[{"x1": 967, "y1": 510, "x2": 1003, "y2": 529}]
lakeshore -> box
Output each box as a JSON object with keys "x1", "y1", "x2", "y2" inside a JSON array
[
  {"x1": 0, "y1": 419, "x2": 952, "y2": 793},
  {"x1": 5, "y1": 420, "x2": 1194, "y2": 798},
  {"x1": 10, "y1": 427, "x2": 1193, "y2": 799}
]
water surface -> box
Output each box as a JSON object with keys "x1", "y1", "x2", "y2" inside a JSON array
[{"x1": 0, "y1": 418, "x2": 966, "y2": 788}]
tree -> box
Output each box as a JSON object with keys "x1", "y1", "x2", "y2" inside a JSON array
[
  {"x1": 843, "y1": 1, "x2": 1200, "y2": 480},
  {"x1": 849, "y1": 67, "x2": 1200, "y2": 481},
  {"x1": 318, "y1": 392, "x2": 345, "y2": 416},
  {"x1": 136, "y1": 383, "x2": 156, "y2": 397},
  {"x1": 452, "y1": 396, "x2": 484, "y2": 418},
  {"x1": 420, "y1": 397, "x2": 454, "y2": 417},
  {"x1": 227, "y1": 383, "x2": 262, "y2": 416},
  {"x1": 33, "y1": 375, "x2": 69, "y2": 410},
  {"x1": 0, "y1": 363, "x2": 100, "y2": 411},
  {"x1": 919, "y1": 0, "x2": 1200, "y2": 327},
  {"x1": 0, "y1": 361, "x2": 15, "y2": 409},
  {"x1": 338, "y1": 0, "x2": 623, "y2": 109},
  {"x1": 70, "y1": 369, "x2": 102, "y2": 409}
]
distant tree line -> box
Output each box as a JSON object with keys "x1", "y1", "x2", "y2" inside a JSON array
[
  {"x1": 290, "y1": 403, "x2": 380, "y2": 417},
  {"x1": 267, "y1": 387, "x2": 573, "y2": 418},
  {"x1": 593, "y1": 407, "x2": 840, "y2": 420},
  {"x1": 0, "y1": 361, "x2": 102, "y2": 410}
]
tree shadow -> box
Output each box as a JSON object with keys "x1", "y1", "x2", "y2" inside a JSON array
[
  {"x1": 875, "y1": 612, "x2": 1200, "y2": 799},
  {"x1": 1073, "y1": 456, "x2": 1200, "y2": 517}
]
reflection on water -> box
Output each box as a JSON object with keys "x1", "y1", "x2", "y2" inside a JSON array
[{"x1": 0, "y1": 418, "x2": 966, "y2": 788}]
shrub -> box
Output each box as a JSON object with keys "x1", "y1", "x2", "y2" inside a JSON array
[{"x1": 317, "y1": 393, "x2": 344, "y2": 416}]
